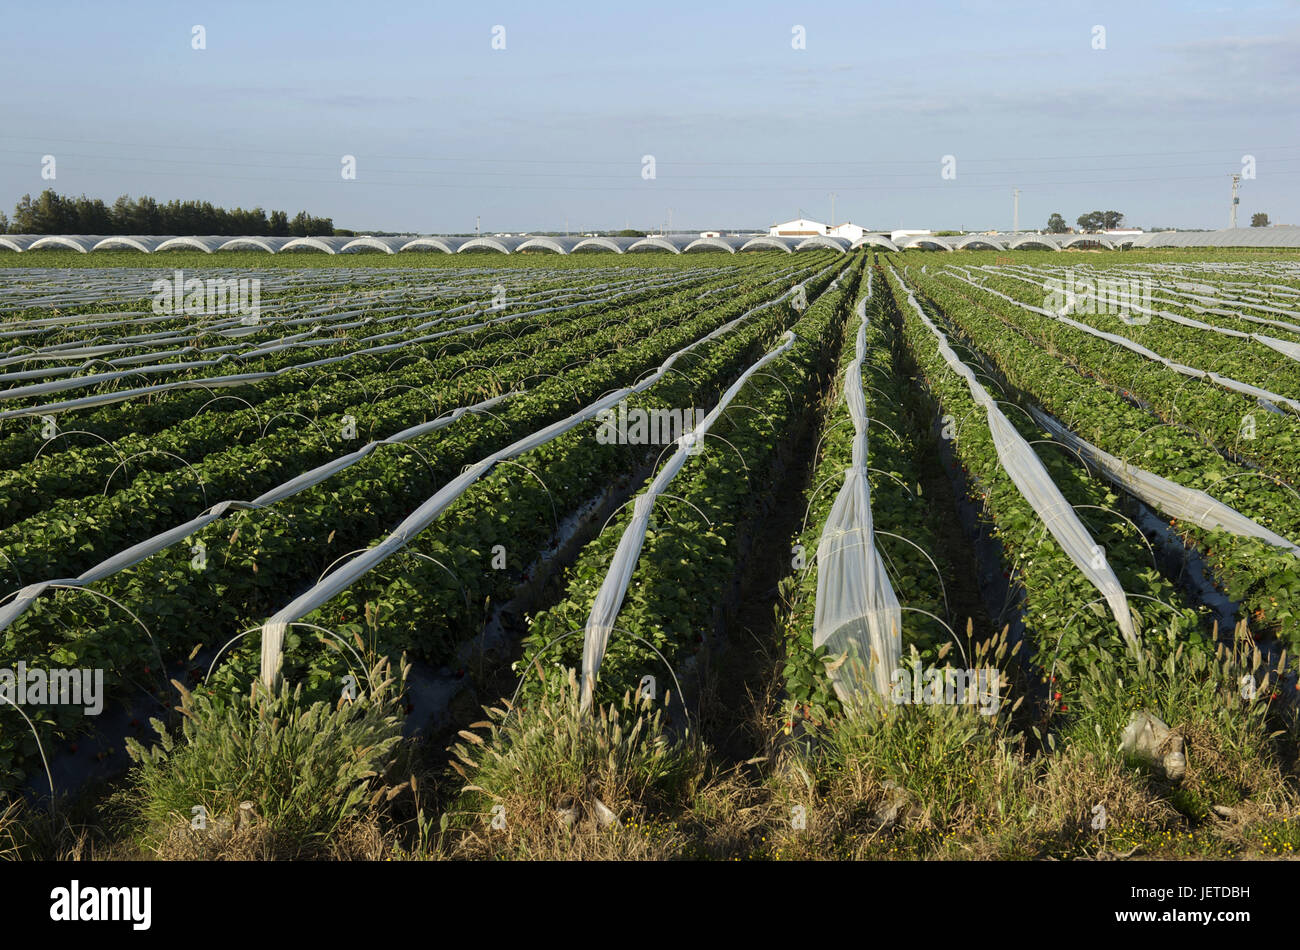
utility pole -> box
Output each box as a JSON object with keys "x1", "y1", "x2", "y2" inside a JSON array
[
  {"x1": 829, "y1": 192, "x2": 838, "y2": 228},
  {"x1": 476, "y1": 215, "x2": 480, "y2": 237},
  {"x1": 1230, "y1": 174, "x2": 1241, "y2": 229},
  {"x1": 1012, "y1": 188, "x2": 1021, "y2": 233}
]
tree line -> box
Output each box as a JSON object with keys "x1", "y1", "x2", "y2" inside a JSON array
[
  {"x1": 0, "y1": 189, "x2": 336, "y2": 236},
  {"x1": 1044, "y1": 209, "x2": 1273, "y2": 233},
  {"x1": 1044, "y1": 211, "x2": 1126, "y2": 233}
]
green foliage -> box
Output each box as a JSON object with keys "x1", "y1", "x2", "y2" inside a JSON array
[
  {"x1": 1076, "y1": 210, "x2": 1124, "y2": 231},
  {"x1": 918, "y1": 267, "x2": 1300, "y2": 653},
  {"x1": 781, "y1": 273, "x2": 948, "y2": 714},
  {"x1": 519, "y1": 260, "x2": 855, "y2": 706},
  {"x1": 8, "y1": 189, "x2": 333, "y2": 236}
]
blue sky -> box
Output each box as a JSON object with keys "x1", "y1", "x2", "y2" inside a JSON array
[{"x1": 2, "y1": 0, "x2": 1298, "y2": 232}]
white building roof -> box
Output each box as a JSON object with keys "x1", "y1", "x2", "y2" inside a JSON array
[{"x1": 769, "y1": 218, "x2": 828, "y2": 235}]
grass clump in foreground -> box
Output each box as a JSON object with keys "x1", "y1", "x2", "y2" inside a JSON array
[
  {"x1": 1055, "y1": 622, "x2": 1296, "y2": 820},
  {"x1": 7, "y1": 626, "x2": 1295, "y2": 860},
  {"x1": 123, "y1": 656, "x2": 410, "y2": 859},
  {"x1": 445, "y1": 670, "x2": 712, "y2": 859},
  {"x1": 762, "y1": 626, "x2": 1299, "y2": 860}
]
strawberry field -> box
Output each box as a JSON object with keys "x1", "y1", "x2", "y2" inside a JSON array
[{"x1": 2, "y1": 248, "x2": 1300, "y2": 861}]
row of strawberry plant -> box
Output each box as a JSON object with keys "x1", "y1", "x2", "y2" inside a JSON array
[
  {"x1": 931, "y1": 269, "x2": 1300, "y2": 487},
  {"x1": 914, "y1": 268, "x2": 1300, "y2": 653},
  {"x1": 202, "y1": 263, "x2": 850, "y2": 703},
  {"x1": 779, "y1": 269, "x2": 948, "y2": 721},
  {"x1": 0, "y1": 260, "x2": 835, "y2": 791},
  {"x1": 1, "y1": 267, "x2": 719, "y2": 390},
  {"x1": 965, "y1": 268, "x2": 1300, "y2": 419},
  {"x1": 885, "y1": 266, "x2": 1205, "y2": 693},
  {"x1": 513, "y1": 261, "x2": 863, "y2": 712},
  {"x1": 0, "y1": 269, "x2": 770, "y2": 581},
  {"x1": 0, "y1": 267, "x2": 752, "y2": 526},
  {"x1": 0, "y1": 267, "x2": 730, "y2": 460}
]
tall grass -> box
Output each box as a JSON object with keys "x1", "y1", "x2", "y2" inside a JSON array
[{"x1": 124, "y1": 657, "x2": 408, "y2": 857}]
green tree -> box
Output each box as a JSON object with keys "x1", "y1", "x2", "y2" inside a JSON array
[
  {"x1": 1252, "y1": 212, "x2": 1270, "y2": 227},
  {"x1": 1046, "y1": 212, "x2": 1068, "y2": 233},
  {"x1": 130, "y1": 196, "x2": 161, "y2": 233},
  {"x1": 11, "y1": 194, "x2": 36, "y2": 232},
  {"x1": 32, "y1": 190, "x2": 72, "y2": 232},
  {"x1": 0, "y1": 211, "x2": 8, "y2": 234},
  {"x1": 10, "y1": 190, "x2": 336, "y2": 235},
  {"x1": 1101, "y1": 210, "x2": 1124, "y2": 230},
  {"x1": 1076, "y1": 211, "x2": 1104, "y2": 232}
]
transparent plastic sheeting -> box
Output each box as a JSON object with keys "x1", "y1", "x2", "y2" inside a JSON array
[
  {"x1": 259, "y1": 264, "x2": 842, "y2": 687},
  {"x1": 0, "y1": 271, "x2": 712, "y2": 373},
  {"x1": 1154, "y1": 286, "x2": 1300, "y2": 330},
  {"x1": 891, "y1": 267, "x2": 1141, "y2": 650},
  {"x1": 0, "y1": 274, "x2": 710, "y2": 420},
  {"x1": 974, "y1": 265, "x2": 1300, "y2": 362},
  {"x1": 576, "y1": 331, "x2": 801, "y2": 712},
  {"x1": 0, "y1": 272, "x2": 796, "y2": 638},
  {"x1": 0, "y1": 268, "x2": 773, "y2": 415},
  {"x1": 945, "y1": 272, "x2": 1300, "y2": 415},
  {"x1": 0, "y1": 266, "x2": 766, "y2": 354},
  {"x1": 0, "y1": 391, "x2": 514, "y2": 636},
  {"x1": 1000, "y1": 268, "x2": 1300, "y2": 338},
  {"x1": 812, "y1": 272, "x2": 904, "y2": 704},
  {"x1": 1030, "y1": 408, "x2": 1300, "y2": 558},
  {"x1": 0, "y1": 264, "x2": 705, "y2": 319},
  {"x1": 1144, "y1": 308, "x2": 1300, "y2": 365}
]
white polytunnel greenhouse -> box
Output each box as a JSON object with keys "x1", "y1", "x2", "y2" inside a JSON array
[
  {"x1": 795, "y1": 235, "x2": 852, "y2": 253},
  {"x1": 682, "y1": 236, "x2": 739, "y2": 253},
  {"x1": 280, "y1": 236, "x2": 355, "y2": 254},
  {"x1": 627, "y1": 235, "x2": 683, "y2": 253},
  {"x1": 218, "y1": 236, "x2": 296, "y2": 252},
  {"x1": 740, "y1": 235, "x2": 796, "y2": 252},
  {"x1": 27, "y1": 235, "x2": 106, "y2": 252},
  {"x1": 571, "y1": 236, "x2": 639, "y2": 253},
  {"x1": 0, "y1": 235, "x2": 41, "y2": 252},
  {"x1": 3, "y1": 226, "x2": 1300, "y2": 254},
  {"x1": 338, "y1": 236, "x2": 405, "y2": 254},
  {"x1": 851, "y1": 235, "x2": 902, "y2": 252},
  {"x1": 398, "y1": 236, "x2": 458, "y2": 253},
  {"x1": 90, "y1": 236, "x2": 176, "y2": 253},
  {"x1": 154, "y1": 236, "x2": 227, "y2": 252},
  {"x1": 1129, "y1": 226, "x2": 1300, "y2": 248}
]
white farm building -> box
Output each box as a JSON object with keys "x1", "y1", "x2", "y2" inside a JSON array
[{"x1": 769, "y1": 218, "x2": 867, "y2": 242}]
